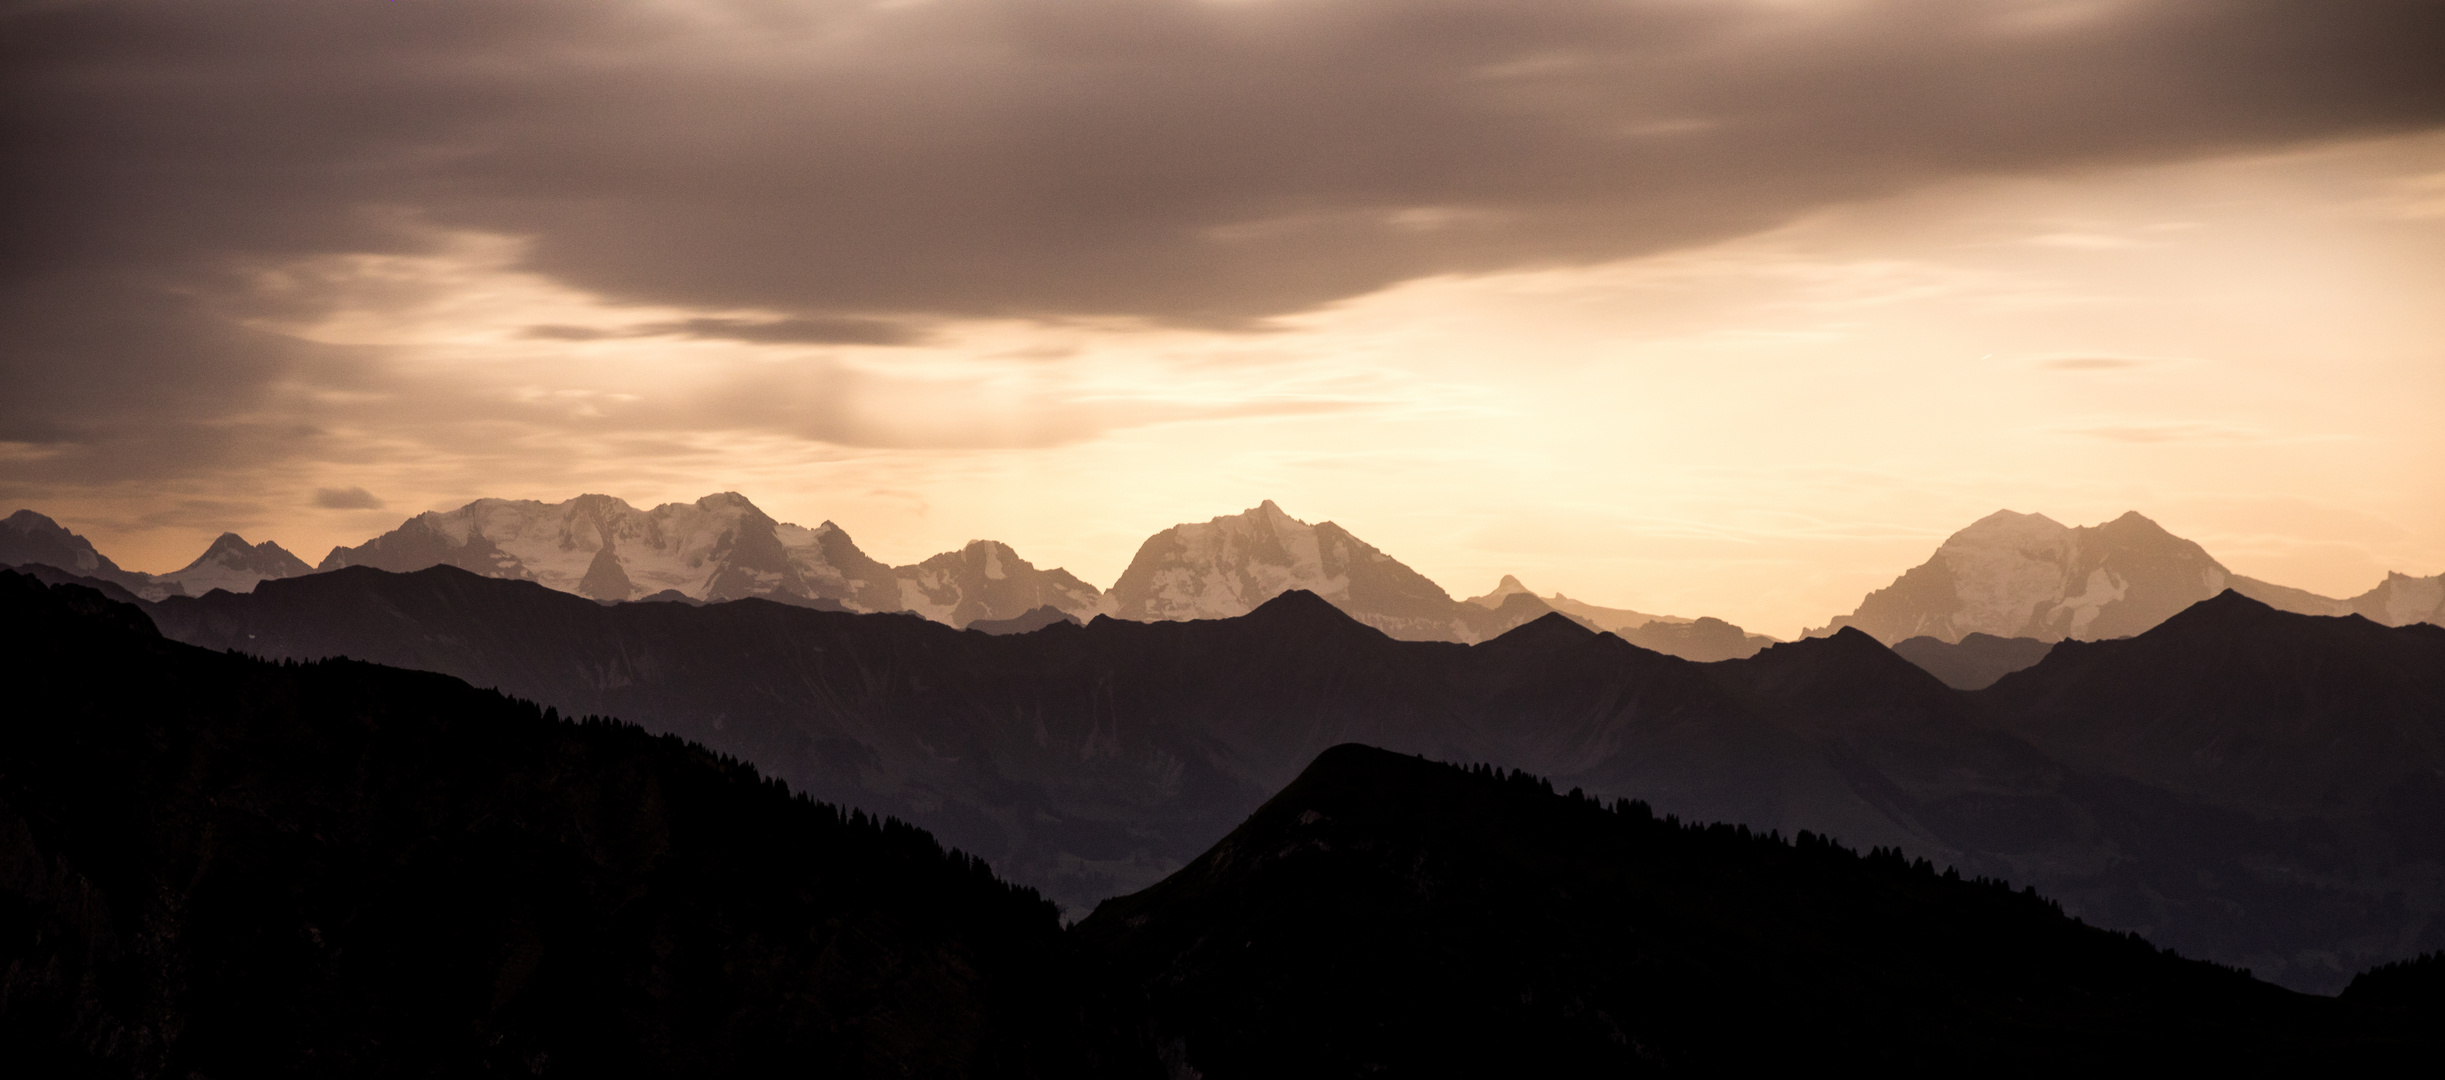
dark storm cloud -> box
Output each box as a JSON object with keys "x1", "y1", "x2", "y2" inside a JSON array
[{"x1": 3, "y1": 0, "x2": 2442, "y2": 474}]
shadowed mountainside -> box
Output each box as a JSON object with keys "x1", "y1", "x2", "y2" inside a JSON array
[
  {"x1": 1982, "y1": 590, "x2": 2445, "y2": 830},
  {"x1": 1077, "y1": 745, "x2": 2429, "y2": 1075},
  {"x1": 1891, "y1": 632, "x2": 2055, "y2": 690},
  {"x1": 0, "y1": 570, "x2": 1155, "y2": 1078},
  {"x1": 138, "y1": 567, "x2": 2445, "y2": 990}
]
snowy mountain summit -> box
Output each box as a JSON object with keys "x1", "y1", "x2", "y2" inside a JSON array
[
  {"x1": 315, "y1": 492, "x2": 1102, "y2": 625},
  {"x1": 1813, "y1": 509, "x2": 2444, "y2": 643},
  {"x1": 164, "y1": 533, "x2": 313, "y2": 595},
  {"x1": 319, "y1": 493, "x2": 904, "y2": 609},
  {"x1": 1818, "y1": 511, "x2": 2233, "y2": 643},
  {"x1": 1103, "y1": 501, "x2": 1551, "y2": 642}
]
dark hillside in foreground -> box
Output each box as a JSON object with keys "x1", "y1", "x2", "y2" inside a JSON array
[
  {"x1": 138, "y1": 567, "x2": 2445, "y2": 990},
  {"x1": 0, "y1": 571, "x2": 1155, "y2": 1078},
  {"x1": 1077, "y1": 745, "x2": 2428, "y2": 1075}
]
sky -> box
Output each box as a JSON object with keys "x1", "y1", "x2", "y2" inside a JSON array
[{"x1": 4, "y1": 0, "x2": 2442, "y2": 638}]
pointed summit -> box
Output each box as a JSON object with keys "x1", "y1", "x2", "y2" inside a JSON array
[
  {"x1": 1464, "y1": 574, "x2": 1534, "y2": 609},
  {"x1": 164, "y1": 532, "x2": 312, "y2": 595}
]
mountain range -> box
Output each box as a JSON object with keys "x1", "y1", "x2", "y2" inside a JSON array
[
  {"x1": 10, "y1": 498, "x2": 2437, "y2": 655},
  {"x1": 70, "y1": 557, "x2": 2437, "y2": 992},
  {"x1": 6, "y1": 570, "x2": 2433, "y2": 1073}
]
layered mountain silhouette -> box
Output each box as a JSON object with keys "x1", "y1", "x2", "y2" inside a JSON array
[
  {"x1": 1890, "y1": 632, "x2": 2056, "y2": 690},
  {"x1": 1981, "y1": 591, "x2": 2445, "y2": 821},
  {"x1": 1078, "y1": 745, "x2": 2426, "y2": 1074},
  {"x1": 0, "y1": 570, "x2": 1152, "y2": 1077},
  {"x1": 138, "y1": 566, "x2": 2445, "y2": 990},
  {"x1": 20, "y1": 570, "x2": 2437, "y2": 1072},
  {"x1": 1465, "y1": 573, "x2": 1779, "y2": 659},
  {"x1": 1818, "y1": 508, "x2": 2444, "y2": 643}
]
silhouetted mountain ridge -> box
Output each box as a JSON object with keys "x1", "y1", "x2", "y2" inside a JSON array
[
  {"x1": 0, "y1": 569, "x2": 1154, "y2": 1078},
  {"x1": 1076, "y1": 745, "x2": 2426, "y2": 1074},
  {"x1": 132, "y1": 563, "x2": 2445, "y2": 990}
]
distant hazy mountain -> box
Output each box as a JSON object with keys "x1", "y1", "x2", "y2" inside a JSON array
[
  {"x1": 1103, "y1": 501, "x2": 1558, "y2": 642},
  {"x1": 1077, "y1": 745, "x2": 2425, "y2": 1072},
  {"x1": 160, "y1": 531, "x2": 313, "y2": 595},
  {"x1": 1814, "y1": 509, "x2": 2445, "y2": 644},
  {"x1": 967, "y1": 605, "x2": 1085, "y2": 635},
  {"x1": 0, "y1": 510, "x2": 173, "y2": 599},
  {"x1": 893, "y1": 540, "x2": 1102, "y2": 627},
  {"x1": 1467, "y1": 575, "x2": 1776, "y2": 660},
  {"x1": 1465, "y1": 574, "x2": 1677, "y2": 630},
  {"x1": 317, "y1": 492, "x2": 902, "y2": 608},
  {"x1": 145, "y1": 566, "x2": 2445, "y2": 990},
  {"x1": 0, "y1": 570, "x2": 1151, "y2": 1077},
  {"x1": 1891, "y1": 633, "x2": 2056, "y2": 690},
  {"x1": 318, "y1": 492, "x2": 1104, "y2": 626},
  {"x1": 2351, "y1": 571, "x2": 2445, "y2": 628}
]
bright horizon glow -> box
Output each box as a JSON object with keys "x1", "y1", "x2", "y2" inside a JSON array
[{"x1": 16, "y1": 132, "x2": 2443, "y2": 639}]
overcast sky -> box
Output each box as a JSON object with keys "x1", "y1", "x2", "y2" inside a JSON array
[{"x1": 5, "y1": 0, "x2": 2442, "y2": 635}]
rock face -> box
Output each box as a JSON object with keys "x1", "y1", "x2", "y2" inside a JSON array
[
  {"x1": 2351, "y1": 571, "x2": 2445, "y2": 628},
  {"x1": 161, "y1": 532, "x2": 313, "y2": 595},
  {"x1": 1103, "y1": 501, "x2": 1554, "y2": 642},
  {"x1": 893, "y1": 540, "x2": 1102, "y2": 627}
]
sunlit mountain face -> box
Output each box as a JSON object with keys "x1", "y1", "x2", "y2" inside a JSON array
[{"x1": 2, "y1": 1, "x2": 2438, "y2": 638}]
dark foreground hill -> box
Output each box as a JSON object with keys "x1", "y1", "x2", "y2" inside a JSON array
[
  {"x1": 133, "y1": 567, "x2": 2445, "y2": 991},
  {"x1": 0, "y1": 571, "x2": 1155, "y2": 1078},
  {"x1": 1077, "y1": 745, "x2": 2429, "y2": 1075}
]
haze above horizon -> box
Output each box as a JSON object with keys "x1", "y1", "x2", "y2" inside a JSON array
[{"x1": 5, "y1": 0, "x2": 2440, "y2": 639}]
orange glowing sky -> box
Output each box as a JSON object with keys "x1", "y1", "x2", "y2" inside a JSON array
[{"x1": 5, "y1": 1, "x2": 2442, "y2": 637}]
